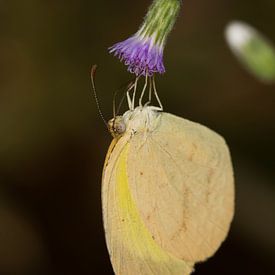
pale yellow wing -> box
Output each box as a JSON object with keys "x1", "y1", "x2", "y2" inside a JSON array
[
  {"x1": 102, "y1": 134, "x2": 194, "y2": 275},
  {"x1": 127, "y1": 112, "x2": 234, "y2": 262}
]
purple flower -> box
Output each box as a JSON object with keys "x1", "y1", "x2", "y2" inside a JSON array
[
  {"x1": 109, "y1": 0, "x2": 181, "y2": 76},
  {"x1": 109, "y1": 35, "x2": 165, "y2": 76}
]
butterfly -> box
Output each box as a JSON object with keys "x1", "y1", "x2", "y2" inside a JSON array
[{"x1": 94, "y1": 69, "x2": 235, "y2": 275}]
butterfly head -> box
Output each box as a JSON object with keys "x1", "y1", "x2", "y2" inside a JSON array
[{"x1": 108, "y1": 116, "x2": 126, "y2": 138}]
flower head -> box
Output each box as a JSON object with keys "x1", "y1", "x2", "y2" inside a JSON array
[
  {"x1": 109, "y1": 0, "x2": 181, "y2": 76},
  {"x1": 109, "y1": 34, "x2": 165, "y2": 76}
]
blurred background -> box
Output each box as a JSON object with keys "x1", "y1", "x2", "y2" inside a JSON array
[{"x1": 0, "y1": 0, "x2": 274, "y2": 274}]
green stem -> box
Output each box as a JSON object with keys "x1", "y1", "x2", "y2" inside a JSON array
[{"x1": 137, "y1": 0, "x2": 182, "y2": 47}]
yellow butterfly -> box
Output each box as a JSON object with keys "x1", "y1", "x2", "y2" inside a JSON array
[{"x1": 99, "y1": 73, "x2": 234, "y2": 275}]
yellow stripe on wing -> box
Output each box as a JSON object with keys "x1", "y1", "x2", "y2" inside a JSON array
[{"x1": 115, "y1": 144, "x2": 194, "y2": 275}]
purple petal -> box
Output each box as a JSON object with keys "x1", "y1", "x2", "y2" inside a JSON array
[{"x1": 109, "y1": 35, "x2": 165, "y2": 76}]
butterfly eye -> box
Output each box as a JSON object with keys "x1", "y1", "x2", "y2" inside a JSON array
[
  {"x1": 108, "y1": 116, "x2": 126, "y2": 138},
  {"x1": 114, "y1": 120, "x2": 126, "y2": 135}
]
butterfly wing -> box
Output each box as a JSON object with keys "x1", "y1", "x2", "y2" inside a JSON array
[
  {"x1": 126, "y1": 112, "x2": 234, "y2": 262},
  {"x1": 102, "y1": 134, "x2": 194, "y2": 275}
]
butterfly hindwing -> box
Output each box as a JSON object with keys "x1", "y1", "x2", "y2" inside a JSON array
[{"x1": 126, "y1": 112, "x2": 234, "y2": 262}]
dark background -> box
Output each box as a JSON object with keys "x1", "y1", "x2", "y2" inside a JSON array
[{"x1": 0, "y1": 0, "x2": 274, "y2": 274}]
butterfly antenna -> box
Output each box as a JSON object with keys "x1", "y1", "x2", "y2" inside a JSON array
[
  {"x1": 113, "y1": 88, "x2": 117, "y2": 119},
  {"x1": 116, "y1": 80, "x2": 135, "y2": 116},
  {"x1": 90, "y1": 65, "x2": 108, "y2": 128},
  {"x1": 111, "y1": 78, "x2": 136, "y2": 117}
]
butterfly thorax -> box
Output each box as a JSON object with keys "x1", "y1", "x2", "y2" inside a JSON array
[{"x1": 108, "y1": 106, "x2": 161, "y2": 138}]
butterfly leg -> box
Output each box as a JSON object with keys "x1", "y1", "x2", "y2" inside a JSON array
[
  {"x1": 139, "y1": 74, "x2": 148, "y2": 107},
  {"x1": 152, "y1": 75, "x2": 163, "y2": 111}
]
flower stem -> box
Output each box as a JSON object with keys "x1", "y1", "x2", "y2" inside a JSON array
[{"x1": 138, "y1": 0, "x2": 182, "y2": 47}]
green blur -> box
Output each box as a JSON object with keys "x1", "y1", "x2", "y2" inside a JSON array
[{"x1": 242, "y1": 35, "x2": 275, "y2": 82}]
